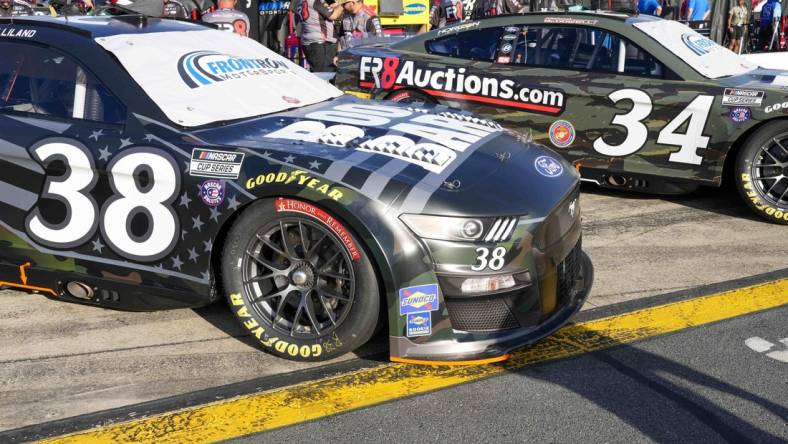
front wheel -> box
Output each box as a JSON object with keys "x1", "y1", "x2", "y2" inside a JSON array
[
  {"x1": 734, "y1": 120, "x2": 788, "y2": 224},
  {"x1": 221, "y1": 198, "x2": 380, "y2": 361}
]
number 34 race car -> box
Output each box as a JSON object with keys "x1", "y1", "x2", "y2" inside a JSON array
[
  {"x1": 336, "y1": 12, "x2": 788, "y2": 225},
  {"x1": 0, "y1": 16, "x2": 591, "y2": 363}
]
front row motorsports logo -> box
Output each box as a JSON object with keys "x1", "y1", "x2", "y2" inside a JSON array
[{"x1": 177, "y1": 50, "x2": 290, "y2": 88}]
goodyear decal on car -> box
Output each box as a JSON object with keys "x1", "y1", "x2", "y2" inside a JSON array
[
  {"x1": 190, "y1": 148, "x2": 245, "y2": 179},
  {"x1": 399, "y1": 284, "x2": 439, "y2": 315},
  {"x1": 406, "y1": 312, "x2": 432, "y2": 337},
  {"x1": 404, "y1": 2, "x2": 426, "y2": 14},
  {"x1": 245, "y1": 170, "x2": 344, "y2": 201},
  {"x1": 358, "y1": 57, "x2": 565, "y2": 115}
]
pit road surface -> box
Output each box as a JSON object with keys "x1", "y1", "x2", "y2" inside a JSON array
[
  {"x1": 237, "y1": 305, "x2": 788, "y2": 443},
  {"x1": 1, "y1": 185, "x2": 786, "y2": 433}
]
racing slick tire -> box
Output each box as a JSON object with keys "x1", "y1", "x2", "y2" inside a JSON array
[
  {"x1": 221, "y1": 199, "x2": 380, "y2": 361},
  {"x1": 386, "y1": 89, "x2": 437, "y2": 105},
  {"x1": 734, "y1": 120, "x2": 788, "y2": 225}
]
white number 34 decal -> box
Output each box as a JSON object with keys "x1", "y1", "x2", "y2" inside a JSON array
[
  {"x1": 593, "y1": 89, "x2": 714, "y2": 165},
  {"x1": 471, "y1": 246, "x2": 507, "y2": 271},
  {"x1": 26, "y1": 140, "x2": 181, "y2": 262}
]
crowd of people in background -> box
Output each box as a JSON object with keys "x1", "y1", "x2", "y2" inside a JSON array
[{"x1": 0, "y1": 0, "x2": 784, "y2": 71}]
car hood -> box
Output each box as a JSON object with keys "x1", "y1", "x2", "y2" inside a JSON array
[{"x1": 192, "y1": 95, "x2": 578, "y2": 218}]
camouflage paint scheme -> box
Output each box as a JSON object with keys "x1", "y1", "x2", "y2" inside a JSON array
[
  {"x1": 0, "y1": 16, "x2": 591, "y2": 361},
  {"x1": 336, "y1": 13, "x2": 788, "y2": 198}
]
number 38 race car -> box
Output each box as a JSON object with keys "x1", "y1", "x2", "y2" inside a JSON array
[
  {"x1": 336, "y1": 12, "x2": 788, "y2": 225},
  {"x1": 0, "y1": 16, "x2": 591, "y2": 363}
]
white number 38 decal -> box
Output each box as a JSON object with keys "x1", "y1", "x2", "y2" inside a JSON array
[
  {"x1": 471, "y1": 246, "x2": 507, "y2": 271},
  {"x1": 593, "y1": 89, "x2": 714, "y2": 166},
  {"x1": 26, "y1": 140, "x2": 181, "y2": 262}
]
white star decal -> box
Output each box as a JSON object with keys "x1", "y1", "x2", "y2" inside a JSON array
[
  {"x1": 98, "y1": 146, "x2": 112, "y2": 161},
  {"x1": 226, "y1": 195, "x2": 241, "y2": 211},
  {"x1": 171, "y1": 255, "x2": 183, "y2": 271},
  {"x1": 309, "y1": 160, "x2": 322, "y2": 170},
  {"x1": 143, "y1": 134, "x2": 156, "y2": 142},
  {"x1": 192, "y1": 215, "x2": 204, "y2": 232},
  {"x1": 89, "y1": 129, "x2": 104, "y2": 141},
  {"x1": 91, "y1": 238, "x2": 105, "y2": 253},
  {"x1": 187, "y1": 247, "x2": 200, "y2": 263},
  {"x1": 209, "y1": 206, "x2": 222, "y2": 222},
  {"x1": 119, "y1": 138, "x2": 133, "y2": 149},
  {"x1": 179, "y1": 192, "x2": 191, "y2": 208},
  {"x1": 284, "y1": 155, "x2": 295, "y2": 163},
  {"x1": 203, "y1": 239, "x2": 213, "y2": 253}
]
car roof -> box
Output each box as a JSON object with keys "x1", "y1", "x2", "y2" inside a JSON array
[{"x1": 0, "y1": 15, "x2": 209, "y2": 38}]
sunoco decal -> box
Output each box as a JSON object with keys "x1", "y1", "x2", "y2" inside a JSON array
[
  {"x1": 399, "y1": 284, "x2": 439, "y2": 315},
  {"x1": 190, "y1": 148, "x2": 245, "y2": 179},
  {"x1": 406, "y1": 312, "x2": 432, "y2": 337},
  {"x1": 275, "y1": 198, "x2": 361, "y2": 260},
  {"x1": 359, "y1": 56, "x2": 565, "y2": 115},
  {"x1": 177, "y1": 50, "x2": 289, "y2": 89},
  {"x1": 722, "y1": 88, "x2": 764, "y2": 107}
]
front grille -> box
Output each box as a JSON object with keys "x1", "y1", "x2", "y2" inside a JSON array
[
  {"x1": 445, "y1": 296, "x2": 520, "y2": 332},
  {"x1": 483, "y1": 217, "x2": 518, "y2": 242},
  {"x1": 557, "y1": 239, "x2": 582, "y2": 307}
]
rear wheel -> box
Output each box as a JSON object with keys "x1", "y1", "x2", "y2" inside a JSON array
[
  {"x1": 734, "y1": 120, "x2": 788, "y2": 224},
  {"x1": 386, "y1": 89, "x2": 437, "y2": 106},
  {"x1": 221, "y1": 199, "x2": 380, "y2": 361}
]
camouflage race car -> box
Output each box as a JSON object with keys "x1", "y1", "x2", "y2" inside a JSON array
[
  {"x1": 0, "y1": 16, "x2": 591, "y2": 363},
  {"x1": 336, "y1": 13, "x2": 788, "y2": 225}
]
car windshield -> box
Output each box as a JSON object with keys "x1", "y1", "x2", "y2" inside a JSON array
[
  {"x1": 633, "y1": 20, "x2": 757, "y2": 79},
  {"x1": 95, "y1": 28, "x2": 342, "y2": 127}
]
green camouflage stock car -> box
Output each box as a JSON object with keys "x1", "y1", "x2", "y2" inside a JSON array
[{"x1": 336, "y1": 13, "x2": 788, "y2": 225}]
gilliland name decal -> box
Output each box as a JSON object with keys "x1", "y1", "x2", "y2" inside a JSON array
[
  {"x1": 0, "y1": 28, "x2": 36, "y2": 38},
  {"x1": 177, "y1": 50, "x2": 290, "y2": 89}
]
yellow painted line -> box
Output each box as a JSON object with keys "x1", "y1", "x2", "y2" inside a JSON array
[{"x1": 41, "y1": 278, "x2": 788, "y2": 444}]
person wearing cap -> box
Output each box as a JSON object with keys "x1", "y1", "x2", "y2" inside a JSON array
[
  {"x1": 202, "y1": 0, "x2": 251, "y2": 36},
  {"x1": 299, "y1": 0, "x2": 343, "y2": 72},
  {"x1": 337, "y1": 0, "x2": 382, "y2": 50}
]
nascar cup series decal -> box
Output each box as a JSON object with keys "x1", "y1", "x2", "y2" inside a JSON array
[
  {"x1": 549, "y1": 120, "x2": 575, "y2": 148},
  {"x1": 534, "y1": 155, "x2": 563, "y2": 178},
  {"x1": 399, "y1": 284, "x2": 439, "y2": 315},
  {"x1": 721, "y1": 88, "x2": 765, "y2": 107},
  {"x1": 189, "y1": 148, "x2": 245, "y2": 179},
  {"x1": 178, "y1": 50, "x2": 290, "y2": 89},
  {"x1": 406, "y1": 312, "x2": 432, "y2": 337},
  {"x1": 358, "y1": 56, "x2": 565, "y2": 115}
]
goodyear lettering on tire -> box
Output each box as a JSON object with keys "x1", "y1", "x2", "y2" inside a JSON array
[
  {"x1": 230, "y1": 293, "x2": 324, "y2": 358},
  {"x1": 741, "y1": 173, "x2": 788, "y2": 222}
]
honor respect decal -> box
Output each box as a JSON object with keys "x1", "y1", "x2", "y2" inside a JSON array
[{"x1": 359, "y1": 56, "x2": 565, "y2": 115}]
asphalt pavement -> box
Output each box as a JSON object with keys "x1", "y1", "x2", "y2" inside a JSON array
[
  {"x1": 238, "y1": 305, "x2": 788, "y2": 444},
  {"x1": 1, "y1": 184, "x2": 787, "y2": 434}
]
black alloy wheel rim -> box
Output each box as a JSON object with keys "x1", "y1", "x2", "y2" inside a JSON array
[
  {"x1": 242, "y1": 218, "x2": 356, "y2": 339},
  {"x1": 751, "y1": 133, "x2": 788, "y2": 207}
]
